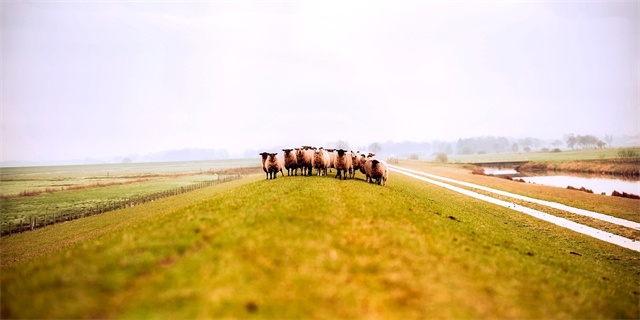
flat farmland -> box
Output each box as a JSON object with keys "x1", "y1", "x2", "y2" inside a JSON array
[
  {"x1": 0, "y1": 159, "x2": 261, "y2": 232},
  {"x1": 1, "y1": 167, "x2": 638, "y2": 319}
]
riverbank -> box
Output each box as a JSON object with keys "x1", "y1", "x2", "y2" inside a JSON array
[{"x1": 516, "y1": 158, "x2": 640, "y2": 177}]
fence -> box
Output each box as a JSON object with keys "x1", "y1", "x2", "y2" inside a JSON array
[{"x1": 0, "y1": 174, "x2": 242, "y2": 237}]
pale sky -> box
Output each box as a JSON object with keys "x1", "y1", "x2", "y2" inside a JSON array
[{"x1": 2, "y1": 1, "x2": 638, "y2": 162}]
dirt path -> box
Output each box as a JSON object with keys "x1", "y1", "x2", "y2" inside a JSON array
[{"x1": 389, "y1": 165, "x2": 640, "y2": 252}]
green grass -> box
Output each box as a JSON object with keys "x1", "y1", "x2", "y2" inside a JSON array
[
  {"x1": 0, "y1": 158, "x2": 260, "y2": 196},
  {"x1": 0, "y1": 174, "x2": 221, "y2": 229},
  {"x1": 446, "y1": 147, "x2": 640, "y2": 163},
  {"x1": 0, "y1": 159, "x2": 261, "y2": 231},
  {"x1": 1, "y1": 171, "x2": 638, "y2": 319}
]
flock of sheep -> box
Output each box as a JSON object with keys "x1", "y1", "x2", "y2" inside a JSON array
[{"x1": 259, "y1": 146, "x2": 389, "y2": 186}]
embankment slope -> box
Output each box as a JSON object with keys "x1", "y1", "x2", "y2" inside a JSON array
[{"x1": 1, "y1": 173, "x2": 638, "y2": 319}]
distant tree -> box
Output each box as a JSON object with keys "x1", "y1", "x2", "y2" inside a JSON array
[
  {"x1": 336, "y1": 140, "x2": 350, "y2": 150},
  {"x1": 368, "y1": 142, "x2": 382, "y2": 154},
  {"x1": 604, "y1": 134, "x2": 613, "y2": 148},
  {"x1": 551, "y1": 140, "x2": 563, "y2": 149},
  {"x1": 122, "y1": 157, "x2": 132, "y2": 163},
  {"x1": 511, "y1": 143, "x2": 519, "y2": 152},
  {"x1": 596, "y1": 140, "x2": 606, "y2": 149},
  {"x1": 435, "y1": 152, "x2": 448, "y2": 163},
  {"x1": 564, "y1": 134, "x2": 577, "y2": 150},
  {"x1": 576, "y1": 135, "x2": 602, "y2": 149},
  {"x1": 409, "y1": 154, "x2": 420, "y2": 160}
]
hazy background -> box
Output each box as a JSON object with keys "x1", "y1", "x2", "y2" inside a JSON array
[{"x1": 2, "y1": 1, "x2": 638, "y2": 165}]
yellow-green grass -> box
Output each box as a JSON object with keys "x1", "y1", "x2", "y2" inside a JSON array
[
  {"x1": 0, "y1": 158, "x2": 260, "y2": 197},
  {"x1": 0, "y1": 174, "x2": 224, "y2": 230},
  {"x1": 396, "y1": 160, "x2": 640, "y2": 223},
  {"x1": 1, "y1": 171, "x2": 638, "y2": 319}
]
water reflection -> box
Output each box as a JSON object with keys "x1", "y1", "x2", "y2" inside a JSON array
[
  {"x1": 518, "y1": 174, "x2": 640, "y2": 196},
  {"x1": 479, "y1": 166, "x2": 640, "y2": 196}
]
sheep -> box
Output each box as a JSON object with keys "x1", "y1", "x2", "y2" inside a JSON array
[
  {"x1": 295, "y1": 148, "x2": 308, "y2": 176},
  {"x1": 326, "y1": 148, "x2": 336, "y2": 173},
  {"x1": 312, "y1": 148, "x2": 330, "y2": 176},
  {"x1": 358, "y1": 153, "x2": 368, "y2": 174},
  {"x1": 282, "y1": 149, "x2": 298, "y2": 176},
  {"x1": 350, "y1": 151, "x2": 361, "y2": 178},
  {"x1": 265, "y1": 152, "x2": 284, "y2": 179},
  {"x1": 259, "y1": 152, "x2": 269, "y2": 179},
  {"x1": 364, "y1": 156, "x2": 388, "y2": 186},
  {"x1": 334, "y1": 149, "x2": 353, "y2": 180},
  {"x1": 370, "y1": 160, "x2": 388, "y2": 186},
  {"x1": 301, "y1": 146, "x2": 314, "y2": 176}
]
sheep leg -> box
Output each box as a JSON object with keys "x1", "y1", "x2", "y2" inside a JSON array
[
  {"x1": 266, "y1": 172, "x2": 269, "y2": 180},
  {"x1": 335, "y1": 170, "x2": 340, "y2": 179}
]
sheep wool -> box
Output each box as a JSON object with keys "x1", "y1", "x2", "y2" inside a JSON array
[
  {"x1": 259, "y1": 152, "x2": 269, "y2": 179},
  {"x1": 282, "y1": 149, "x2": 298, "y2": 176},
  {"x1": 312, "y1": 148, "x2": 330, "y2": 176},
  {"x1": 265, "y1": 153, "x2": 284, "y2": 179},
  {"x1": 326, "y1": 149, "x2": 337, "y2": 173},
  {"x1": 358, "y1": 154, "x2": 368, "y2": 174},
  {"x1": 302, "y1": 146, "x2": 314, "y2": 176},
  {"x1": 295, "y1": 148, "x2": 308, "y2": 176},
  {"x1": 368, "y1": 159, "x2": 388, "y2": 186},
  {"x1": 334, "y1": 149, "x2": 353, "y2": 180}
]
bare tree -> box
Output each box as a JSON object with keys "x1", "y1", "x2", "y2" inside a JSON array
[
  {"x1": 368, "y1": 142, "x2": 382, "y2": 154},
  {"x1": 336, "y1": 140, "x2": 350, "y2": 150},
  {"x1": 605, "y1": 134, "x2": 613, "y2": 148}
]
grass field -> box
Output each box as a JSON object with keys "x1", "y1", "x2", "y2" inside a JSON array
[
  {"x1": 1, "y1": 170, "x2": 638, "y2": 319},
  {"x1": 0, "y1": 159, "x2": 261, "y2": 232},
  {"x1": 445, "y1": 147, "x2": 640, "y2": 163}
]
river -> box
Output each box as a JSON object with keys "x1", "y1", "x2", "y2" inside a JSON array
[{"x1": 482, "y1": 167, "x2": 640, "y2": 196}]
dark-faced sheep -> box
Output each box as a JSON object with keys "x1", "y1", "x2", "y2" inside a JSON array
[
  {"x1": 295, "y1": 148, "x2": 308, "y2": 176},
  {"x1": 301, "y1": 146, "x2": 314, "y2": 176},
  {"x1": 265, "y1": 153, "x2": 284, "y2": 179},
  {"x1": 326, "y1": 148, "x2": 336, "y2": 173},
  {"x1": 282, "y1": 149, "x2": 298, "y2": 176},
  {"x1": 350, "y1": 151, "x2": 361, "y2": 178},
  {"x1": 334, "y1": 149, "x2": 353, "y2": 180},
  {"x1": 312, "y1": 148, "x2": 330, "y2": 176},
  {"x1": 259, "y1": 152, "x2": 269, "y2": 179},
  {"x1": 364, "y1": 158, "x2": 388, "y2": 186},
  {"x1": 358, "y1": 154, "x2": 368, "y2": 174}
]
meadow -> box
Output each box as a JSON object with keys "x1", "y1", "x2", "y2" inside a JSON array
[
  {"x1": 446, "y1": 147, "x2": 640, "y2": 163},
  {"x1": 1, "y1": 168, "x2": 638, "y2": 319},
  {"x1": 0, "y1": 159, "x2": 261, "y2": 234}
]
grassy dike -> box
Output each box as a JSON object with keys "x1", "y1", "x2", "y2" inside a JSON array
[{"x1": 1, "y1": 172, "x2": 638, "y2": 319}]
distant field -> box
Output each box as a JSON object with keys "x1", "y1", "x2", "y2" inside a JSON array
[
  {"x1": 0, "y1": 159, "x2": 261, "y2": 233},
  {"x1": 0, "y1": 158, "x2": 260, "y2": 196},
  {"x1": 445, "y1": 148, "x2": 640, "y2": 163},
  {"x1": 1, "y1": 170, "x2": 637, "y2": 319}
]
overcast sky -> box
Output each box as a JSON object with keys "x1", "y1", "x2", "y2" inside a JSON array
[{"x1": 2, "y1": 1, "x2": 638, "y2": 162}]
